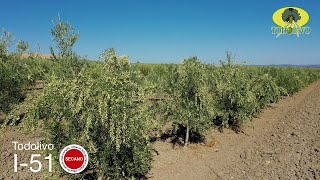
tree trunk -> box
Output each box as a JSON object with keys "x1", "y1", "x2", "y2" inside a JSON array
[{"x1": 185, "y1": 122, "x2": 190, "y2": 147}]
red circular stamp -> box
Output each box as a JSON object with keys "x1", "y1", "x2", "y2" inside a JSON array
[{"x1": 59, "y1": 144, "x2": 89, "y2": 174}]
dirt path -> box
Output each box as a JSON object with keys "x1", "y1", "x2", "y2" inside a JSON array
[
  {"x1": 0, "y1": 126, "x2": 47, "y2": 180},
  {"x1": 148, "y1": 80, "x2": 320, "y2": 180}
]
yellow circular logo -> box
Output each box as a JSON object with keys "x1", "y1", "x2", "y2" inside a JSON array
[{"x1": 272, "y1": 7, "x2": 309, "y2": 27}]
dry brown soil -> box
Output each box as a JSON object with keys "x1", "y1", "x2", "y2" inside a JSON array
[{"x1": 0, "y1": 127, "x2": 49, "y2": 180}]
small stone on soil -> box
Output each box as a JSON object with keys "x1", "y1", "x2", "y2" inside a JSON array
[{"x1": 266, "y1": 160, "x2": 271, "y2": 165}]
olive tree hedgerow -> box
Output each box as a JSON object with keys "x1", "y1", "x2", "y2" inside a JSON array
[
  {"x1": 212, "y1": 53, "x2": 283, "y2": 130},
  {"x1": 25, "y1": 50, "x2": 152, "y2": 179}
]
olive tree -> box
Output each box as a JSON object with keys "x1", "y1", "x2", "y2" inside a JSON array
[
  {"x1": 164, "y1": 57, "x2": 215, "y2": 146},
  {"x1": 0, "y1": 29, "x2": 14, "y2": 60},
  {"x1": 16, "y1": 40, "x2": 29, "y2": 53},
  {"x1": 50, "y1": 16, "x2": 79, "y2": 60}
]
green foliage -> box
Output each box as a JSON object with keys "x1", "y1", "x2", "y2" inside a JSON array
[
  {"x1": 0, "y1": 58, "x2": 32, "y2": 113},
  {"x1": 0, "y1": 29, "x2": 14, "y2": 60},
  {"x1": 49, "y1": 16, "x2": 84, "y2": 78},
  {"x1": 261, "y1": 66, "x2": 318, "y2": 95},
  {"x1": 213, "y1": 60, "x2": 258, "y2": 126},
  {"x1": 50, "y1": 15, "x2": 80, "y2": 60},
  {"x1": 16, "y1": 40, "x2": 29, "y2": 53},
  {"x1": 162, "y1": 57, "x2": 215, "y2": 146},
  {"x1": 306, "y1": 68, "x2": 320, "y2": 83},
  {"x1": 0, "y1": 55, "x2": 87, "y2": 117},
  {"x1": 99, "y1": 48, "x2": 117, "y2": 62},
  {"x1": 250, "y1": 74, "x2": 282, "y2": 109},
  {"x1": 25, "y1": 51, "x2": 152, "y2": 179}
]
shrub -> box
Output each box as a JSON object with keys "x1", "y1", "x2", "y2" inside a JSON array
[
  {"x1": 214, "y1": 60, "x2": 257, "y2": 127},
  {"x1": 251, "y1": 74, "x2": 283, "y2": 109},
  {"x1": 0, "y1": 58, "x2": 32, "y2": 113}
]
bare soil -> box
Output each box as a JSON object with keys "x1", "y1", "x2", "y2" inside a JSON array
[
  {"x1": 148, "y1": 80, "x2": 320, "y2": 180},
  {"x1": 0, "y1": 127, "x2": 47, "y2": 180},
  {"x1": 0, "y1": 81, "x2": 319, "y2": 179}
]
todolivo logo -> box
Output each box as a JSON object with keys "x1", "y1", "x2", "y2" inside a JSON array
[
  {"x1": 59, "y1": 144, "x2": 89, "y2": 174},
  {"x1": 271, "y1": 6, "x2": 311, "y2": 37}
]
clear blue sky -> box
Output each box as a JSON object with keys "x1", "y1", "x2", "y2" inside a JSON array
[{"x1": 0, "y1": 0, "x2": 319, "y2": 64}]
